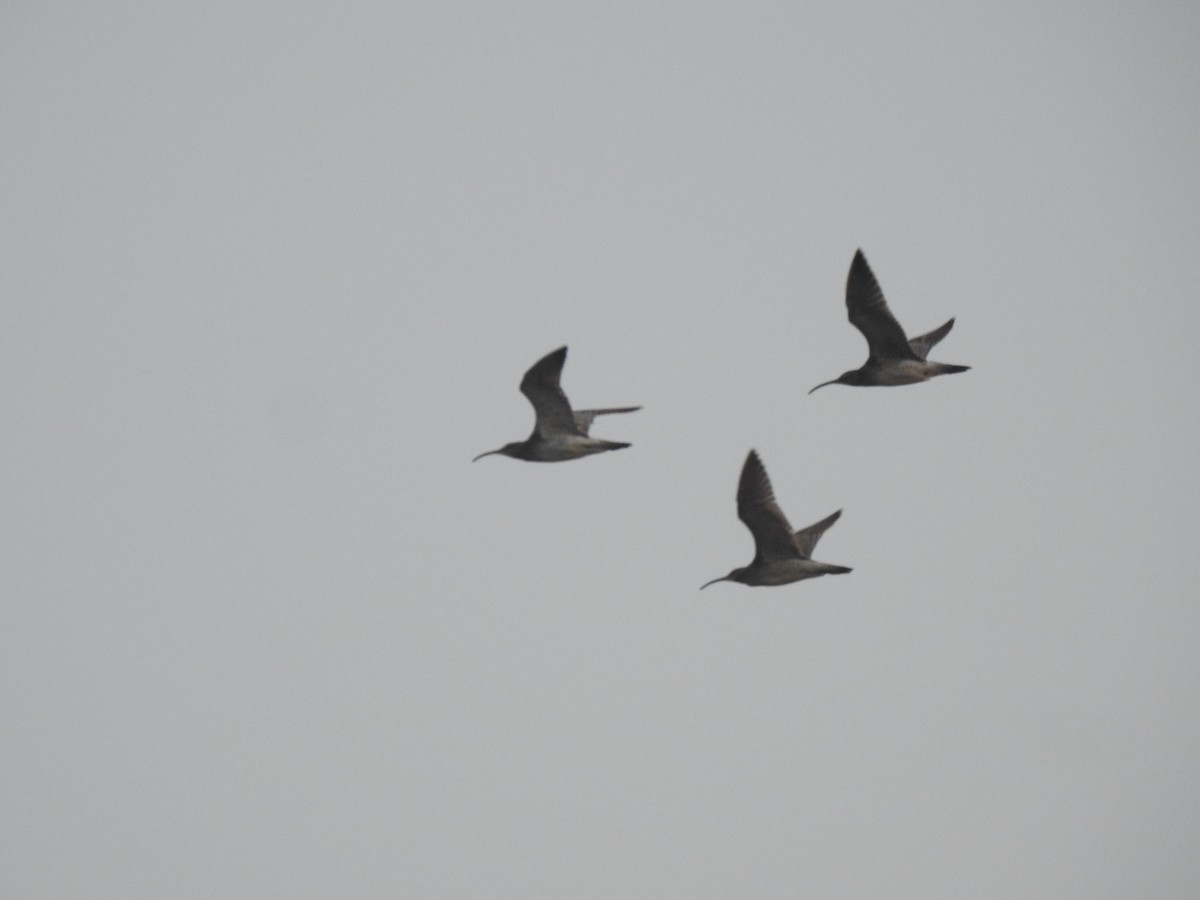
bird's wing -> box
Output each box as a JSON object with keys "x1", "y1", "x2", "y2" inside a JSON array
[
  {"x1": 846, "y1": 249, "x2": 919, "y2": 362},
  {"x1": 792, "y1": 509, "x2": 843, "y2": 559},
  {"x1": 572, "y1": 406, "x2": 641, "y2": 435},
  {"x1": 520, "y1": 346, "x2": 581, "y2": 438},
  {"x1": 737, "y1": 450, "x2": 800, "y2": 563},
  {"x1": 907, "y1": 318, "x2": 955, "y2": 360}
]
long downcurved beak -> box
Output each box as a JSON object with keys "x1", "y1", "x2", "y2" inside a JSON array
[
  {"x1": 699, "y1": 575, "x2": 730, "y2": 590},
  {"x1": 472, "y1": 449, "x2": 503, "y2": 462},
  {"x1": 807, "y1": 379, "x2": 838, "y2": 395}
]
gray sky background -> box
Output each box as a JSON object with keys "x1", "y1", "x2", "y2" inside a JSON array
[{"x1": 3, "y1": 2, "x2": 1199, "y2": 897}]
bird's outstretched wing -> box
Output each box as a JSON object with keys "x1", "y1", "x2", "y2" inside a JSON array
[
  {"x1": 846, "y1": 249, "x2": 919, "y2": 362},
  {"x1": 737, "y1": 450, "x2": 800, "y2": 564},
  {"x1": 907, "y1": 318, "x2": 955, "y2": 360},
  {"x1": 520, "y1": 346, "x2": 580, "y2": 438},
  {"x1": 793, "y1": 510, "x2": 842, "y2": 560},
  {"x1": 572, "y1": 406, "x2": 641, "y2": 435}
]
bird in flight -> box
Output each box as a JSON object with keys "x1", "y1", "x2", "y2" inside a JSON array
[
  {"x1": 809, "y1": 249, "x2": 969, "y2": 393},
  {"x1": 701, "y1": 450, "x2": 851, "y2": 589},
  {"x1": 473, "y1": 346, "x2": 640, "y2": 463}
]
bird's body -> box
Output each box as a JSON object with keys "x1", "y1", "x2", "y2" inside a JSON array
[
  {"x1": 485, "y1": 431, "x2": 632, "y2": 463},
  {"x1": 473, "y1": 346, "x2": 639, "y2": 463},
  {"x1": 810, "y1": 249, "x2": 969, "y2": 393},
  {"x1": 723, "y1": 556, "x2": 850, "y2": 587},
  {"x1": 834, "y1": 356, "x2": 965, "y2": 388},
  {"x1": 701, "y1": 450, "x2": 851, "y2": 590}
]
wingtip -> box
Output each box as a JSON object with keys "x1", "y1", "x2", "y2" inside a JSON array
[
  {"x1": 528, "y1": 345, "x2": 569, "y2": 369},
  {"x1": 847, "y1": 249, "x2": 876, "y2": 289}
]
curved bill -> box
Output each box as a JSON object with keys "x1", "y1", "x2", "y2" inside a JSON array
[
  {"x1": 699, "y1": 575, "x2": 730, "y2": 590},
  {"x1": 472, "y1": 449, "x2": 503, "y2": 462},
  {"x1": 808, "y1": 379, "x2": 838, "y2": 395}
]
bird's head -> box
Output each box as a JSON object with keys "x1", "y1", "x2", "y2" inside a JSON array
[
  {"x1": 808, "y1": 370, "x2": 864, "y2": 394},
  {"x1": 471, "y1": 442, "x2": 524, "y2": 462},
  {"x1": 700, "y1": 567, "x2": 748, "y2": 590}
]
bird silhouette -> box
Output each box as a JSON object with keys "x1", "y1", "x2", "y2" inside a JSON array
[
  {"x1": 701, "y1": 450, "x2": 851, "y2": 589},
  {"x1": 473, "y1": 346, "x2": 640, "y2": 462},
  {"x1": 810, "y1": 249, "x2": 969, "y2": 392}
]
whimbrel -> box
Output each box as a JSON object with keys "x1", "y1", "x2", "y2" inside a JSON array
[
  {"x1": 473, "y1": 346, "x2": 640, "y2": 463},
  {"x1": 809, "y1": 249, "x2": 969, "y2": 393},
  {"x1": 701, "y1": 450, "x2": 851, "y2": 589}
]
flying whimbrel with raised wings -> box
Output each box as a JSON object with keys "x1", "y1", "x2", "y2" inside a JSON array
[
  {"x1": 473, "y1": 346, "x2": 640, "y2": 463},
  {"x1": 809, "y1": 249, "x2": 969, "y2": 393},
  {"x1": 701, "y1": 450, "x2": 851, "y2": 589}
]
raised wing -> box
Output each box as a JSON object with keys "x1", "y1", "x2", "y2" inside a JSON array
[
  {"x1": 573, "y1": 406, "x2": 641, "y2": 435},
  {"x1": 519, "y1": 346, "x2": 580, "y2": 438},
  {"x1": 792, "y1": 509, "x2": 842, "y2": 560},
  {"x1": 907, "y1": 318, "x2": 955, "y2": 360},
  {"x1": 846, "y1": 249, "x2": 919, "y2": 362},
  {"x1": 736, "y1": 450, "x2": 800, "y2": 564}
]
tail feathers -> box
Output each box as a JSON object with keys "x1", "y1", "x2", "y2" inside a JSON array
[
  {"x1": 935, "y1": 363, "x2": 970, "y2": 376},
  {"x1": 817, "y1": 564, "x2": 853, "y2": 576},
  {"x1": 598, "y1": 440, "x2": 631, "y2": 452}
]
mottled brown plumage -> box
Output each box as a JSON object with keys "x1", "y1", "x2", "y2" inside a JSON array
[
  {"x1": 810, "y1": 249, "x2": 969, "y2": 392},
  {"x1": 702, "y1": 450, "x2": 851, "y2": 589},
  {"x1": 473, "y1": 346, "x2": 640, "y2": 463}
]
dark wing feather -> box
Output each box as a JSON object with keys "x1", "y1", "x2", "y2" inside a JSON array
[
  {"x1": 846, "y1": 249, "x2": 919, "y2": 362},
  {"x1": 793, "y1": 509, "x2": 842, "y2": 559},
  {"x1": 572, "y1": 406, "x2": 641, "y2": 435},
  {"x1": 907, "y1": 318, "x2": 955, "y2": 360},
  {"x1": 736, "y1": 450, "x2": 800, "y2": 563},
  {"x1": 519, "y1": 346, "x2": 580, "y2": 438}
]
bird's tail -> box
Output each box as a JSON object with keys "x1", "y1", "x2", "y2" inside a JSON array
[
  {"x1": 816, "y1": 564, "x2": 853, "y2": 576},
  {"x1": 934, "y1": 363, "x2": 970, "y2": 376}
]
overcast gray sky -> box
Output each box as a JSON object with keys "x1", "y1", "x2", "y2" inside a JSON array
[{"x1": 3, "y1": 2, "x2": 1199, "y2": 897}]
